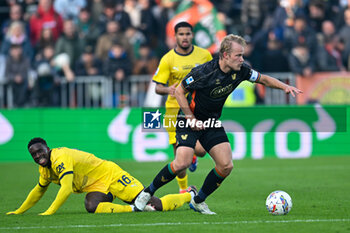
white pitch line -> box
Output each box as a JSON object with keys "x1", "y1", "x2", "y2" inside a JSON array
[{"x1": 1, "y1": 219, "x2": 349, "y2": 230}]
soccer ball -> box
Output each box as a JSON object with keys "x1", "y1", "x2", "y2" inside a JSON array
[{"x1": 265, "y1": 190, "x2": 292, "y2": 215}]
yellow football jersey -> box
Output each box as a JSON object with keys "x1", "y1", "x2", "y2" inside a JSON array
[
  {"x1": 39, "y1": 147, "x2": 104, "y2": 191},
  {"x1": 152, "y1": 45, "x2": 212, "y2": 108},
  {"x1": 38, "y1": 147, "x2": 143, "y2": 202}
]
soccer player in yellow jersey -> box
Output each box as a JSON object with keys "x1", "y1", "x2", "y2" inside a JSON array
[
  {"x1": 6, "y1": 137, "x2": 197, "y2": 215},
  {"x1": 152, "y1": 22, "x2": 212, "y2": 193}
]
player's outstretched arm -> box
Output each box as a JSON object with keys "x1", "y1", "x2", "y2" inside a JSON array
[
  {"x1": 39, "y1": 173, "x2": 73, "y2": 215},
  {"x1": 258, "y1": 74, "x2": 303, "y2": 97},
  {"x1": 6, "y1": 184, "x2": 49, "y2": 215}
]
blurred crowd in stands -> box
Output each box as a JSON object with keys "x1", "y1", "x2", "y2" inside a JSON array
[{"x1": 0, "y1": 0, "x2": 349, "y2": 107}]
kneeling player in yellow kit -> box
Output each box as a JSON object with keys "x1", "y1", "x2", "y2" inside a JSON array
[{"x1": 6, "y1": 137, "x2": 197, "y2": 215}]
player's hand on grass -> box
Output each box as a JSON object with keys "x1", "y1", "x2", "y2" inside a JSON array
[
  {"x1": 6, "y1": 211, "x2": 20, "y2": 215},
  {"x1": 284, "y1": 85, "x2": 303, "y2": 97},
  {"x1": 39, "y1": 211, "x2": 52, "y2": 216}
]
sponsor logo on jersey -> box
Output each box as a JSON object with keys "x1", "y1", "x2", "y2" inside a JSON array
[
  {"x1": 210, "y1": 84, "x2": 234, "y2": 98},
  {"x1": 186, "y1": 76, "x2": 194, "y2": 84},
  {"x1": 181, "y1": 134, "x2": 188, "y2": 140},
  {"x1": 56, "y1": 162, "x2": 65, "y2": 174},
  {"x1": 232, "y1": 74, "x2": 236, "y2": 80},
  {"x1": 161, "y1": 176, "x2": 169, "y2": 182},
  {"x1": 182, "y1": 65, "x2": 194, "y2": 70},
  {"x1": 216, "y1": 79, "x2": 220, "y2": 85}
]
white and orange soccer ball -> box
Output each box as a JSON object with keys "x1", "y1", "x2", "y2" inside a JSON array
[{"x1": 266, "y1": 190, "x2": 292, "y2": 215}]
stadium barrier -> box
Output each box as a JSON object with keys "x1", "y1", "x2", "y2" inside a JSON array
[
  {"x1": 59, "y1": 75, "x2": 152, "y2": 108},
  {"x1": 0, "y1": 82, "x2": 13, "y2": 108},
  {"x1": 60, "y1": 76, "x2": 113, "y2": 108},
  {"x1": 0, "y1": 73, "x2": 295, "y2": 108},
  {"x1": 0, "y1": 105, "x2": 348, "y2": 162}
]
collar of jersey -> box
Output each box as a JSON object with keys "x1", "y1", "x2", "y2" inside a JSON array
[{"x1": 174, "y1": 45, "x2": 194, "y2": 56}]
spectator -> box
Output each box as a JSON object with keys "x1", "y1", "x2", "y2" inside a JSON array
[
  {"x1": 97, "y1": 1, "x2": 116, "y2": 35},
  {"x1": 103, "y1": 41, "x2": 132, "y2": 81},
  {"x1": 272, "y1": 0, "x2": 305, "y2": 30},
  {"x1": 336, "y1": 38, "x2": 347, "y2": 70},
  {"x1": 131, "y1": 42, "x2": 158, "y2": 106},
  {"x1": 316, "y1": 35, "x2": 346, "y2": 72},
  {"x1": 35, "y1": 27, "x2": 55, "y2": 55},
  {"x1": 248, "y1": 28, "x2": 281, "y2": 71},
  {"x1": 125, "y1": 26, "x2": 147, "y2": 59},
  {"x1": 21, "y1": 0, "x2": 39, "y2": 21},
  {"x1": 53, "y1": 0, "x2": 86, "y2": 20},
  {"x1": 307, "y1": 0, "x2": 328, "y2": 33},
  {"x1": 55, "y1": 19, "x2": 84, "y2": 69},
  {"x1": 212, "y1": 0, "x2": 239, "y2": 34},
  {"x1": 242, "y1": 35, "x2": 262, "y2": 70},
  {"x1": 241, "y1": 0, "x2": 278, "y2": 36},
  {"x1": 29, "y1": 0, "x2": 63, "y2": 46},
  {"x1": 288, "y1": 43, "x2": 315, "y2": 77},
  {"x1": 33, "y1": 45, "x2": 60, "y2": 106},
  {"x1": 76, "y1": 8, "x2": 100, "y2": 47},
  {"x1": 151, "y1": 1, "x2": 176, "y2": 57},
  {"x1": 284, "y1": 15, "x2": 318, "y2": 55},
  {"x1": 74, "y1": 45, "x2": 104, "y2": 105},
  {"x1": 103, "y1": 41, "x2": 132, "y2": 107},
  {"x1": 0, "y1": 21, "x2": 33, "y2": 59},
  {"x1": 124, "y1": 0, "x2": 142, "y2": 29},
  {"x1": 317, "y1": 20, "x2": 336, "y2": 45},
  {"x1": 333, "y1": 0, "x2": 349, "y2": 29},
  {"x1": 74, "y1": 45, "x2": 103, "y2": 76},
  {"x1": 95, "y1": 20, "x2": 132, "y2": 61},
  {"x1": 114, "y1": 0, "x2": 132, "y2": 32},
  {"x1": 138, "y1": 0, "x2": 157, "y2": 44},
  {"x1": 1, "y1": 4, "x2": 29, "y2": 40},
  {"x1": 261, "y1": 31, "x2": 289, "y2": 72},
  {"x1": 5, "y1": 44, "x2": 31, "y2": 107},
  {"x1": 89, "y1": 0, "x2": 104, "y2": 24},
  {"x1": 339, "y1": 8, "x2": 350, "y2": 70},
  {"x1": 132, "y1": 43, "x2": 158, "y2": 75}
]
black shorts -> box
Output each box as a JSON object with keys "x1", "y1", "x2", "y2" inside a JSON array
[{"x1": 175, "y1": 125, "x2": 229, "y2": 152}]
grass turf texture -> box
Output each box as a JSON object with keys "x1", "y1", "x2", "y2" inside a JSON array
[{"x1": 0, "y1": 157, "x2": 349, "y2": 233}]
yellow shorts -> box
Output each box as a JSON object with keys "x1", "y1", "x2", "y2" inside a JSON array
[
  {"x1": 83, "y1": 161, "x2": 144, "y2": 203},
  {"x1": 164, "y1": 107, "x2": 179, "y2": 145}
]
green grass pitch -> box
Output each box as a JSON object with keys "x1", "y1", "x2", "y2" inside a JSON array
[{"x1": 1, "y1": 157, "x2": 349, "y2": 233}]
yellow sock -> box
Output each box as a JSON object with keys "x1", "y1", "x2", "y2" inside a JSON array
[
  {"x1": 160, "y1": 193, "x2": 191, "y2": 211},
  {"x1": 95, "y1": 202, "x2": 133, "y2": 213},
  {"x1": 176, "y1": 174, "x2": 188, "y2": 190}
]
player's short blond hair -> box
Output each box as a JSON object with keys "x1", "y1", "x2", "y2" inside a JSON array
[{"x1": 219, "y1": 34, "x2": 246, "y2": 59}]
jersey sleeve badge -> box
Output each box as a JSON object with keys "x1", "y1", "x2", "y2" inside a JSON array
[{"x1": 186, "y1": 76, "x2": 194, "y2": 84}]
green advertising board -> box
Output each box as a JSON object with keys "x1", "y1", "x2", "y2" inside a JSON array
[{"x1": 0, "y1": 105, "x2": 348, "y2": 162}]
